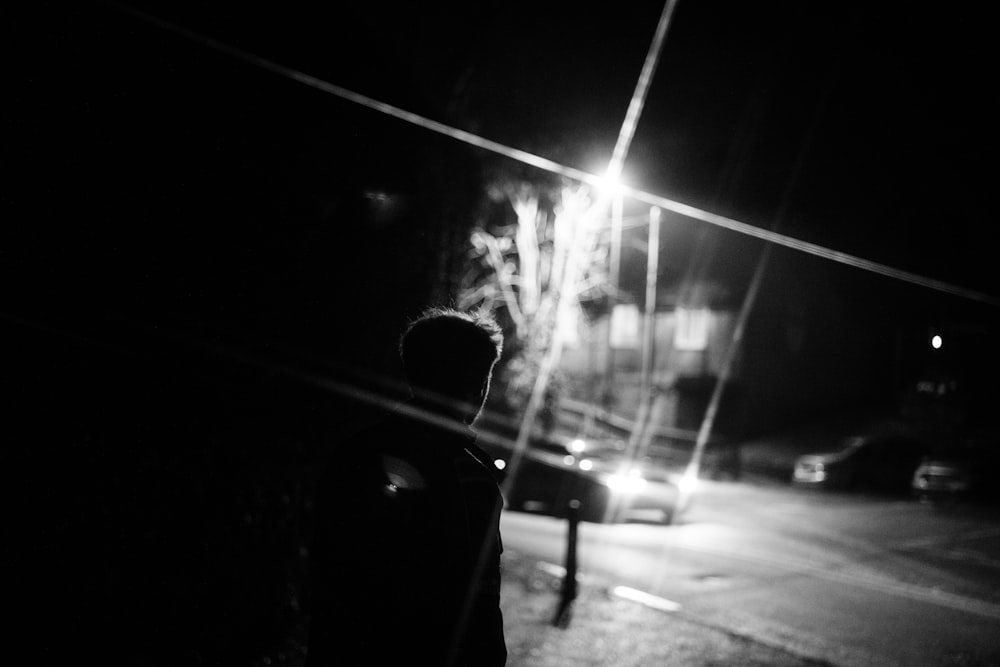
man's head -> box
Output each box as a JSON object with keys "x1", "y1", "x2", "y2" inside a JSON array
[{"x1": 399, "y1": 307, "x2": 504, "y2": 425}]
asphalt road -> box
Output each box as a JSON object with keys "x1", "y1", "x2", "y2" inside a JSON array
[{"x1": 500, "y1": 480, "x2": 1000, "y2": 666}]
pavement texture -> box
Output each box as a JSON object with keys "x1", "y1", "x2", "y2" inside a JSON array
[
  {"x1": 497, "y1": 548, "x2": 826, "y2": 667},
  {"x1": 271, "y1": 546, "x2": 826, "y2": 667}
]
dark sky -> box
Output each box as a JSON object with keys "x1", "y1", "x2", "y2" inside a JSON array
[{"x1": 9, "y1": 1, "x2": 999, "y2": 365}]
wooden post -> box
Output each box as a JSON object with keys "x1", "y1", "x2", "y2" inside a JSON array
[{"x1": 552, "y1": 499, "x2": 580, "y2": 628}]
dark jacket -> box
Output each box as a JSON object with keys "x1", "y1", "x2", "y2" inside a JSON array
[{"x1": 307, "y1": 404, "x2": 507, "y2": 666}]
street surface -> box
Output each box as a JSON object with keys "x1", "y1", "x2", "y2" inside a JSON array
[{"x1": 500, "y1": 479, "x2": 1000, "y2": 666}]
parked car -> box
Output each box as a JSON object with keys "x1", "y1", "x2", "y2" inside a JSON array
[
  {"x1": 791, "y1": 432, "x2": 927, "y2": 495},
  {"x1": 912, "y1": 446, "x2": 1000, "y2": 505}
]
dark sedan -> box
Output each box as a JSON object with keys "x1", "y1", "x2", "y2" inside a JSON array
[
  {"x1": 486, "y1": 437, "x2": 685, "y2": 524},
  {"x1": 912, "y1": 446, "x2": 1000, "y2": 505},
  {"x1": 792, "y1": 432, "x2": 928, "y2": 495}
]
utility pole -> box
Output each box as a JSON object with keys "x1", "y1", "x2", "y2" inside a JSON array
[
  {"x1": 624, "y1": 206, "x2": 661, "y2": 464},
  {"x1": 602, "y1": 192, "x2": 624, "y2": 411},
  {"x1": 640, "y1": 207, "x2": 661, "y2": 408},
  {"x1": 609, "y1": 207, "x2": 661, "y2": 524}
]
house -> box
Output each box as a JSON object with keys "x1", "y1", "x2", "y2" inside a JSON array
[{"x1": 558, "y1": 239, "x2": 890, "y2": 450}]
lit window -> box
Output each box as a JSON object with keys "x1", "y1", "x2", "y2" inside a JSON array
[
  {"x1": 610, "y1": 304, "x2": 640, "y2": 349},
  {"x1": 675, "y1": 307, "x2": 709, "y2": 351}
]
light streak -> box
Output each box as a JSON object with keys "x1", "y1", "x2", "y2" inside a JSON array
[{"x1": 607, "y1": 0, "x2": 681, "y2": 182}]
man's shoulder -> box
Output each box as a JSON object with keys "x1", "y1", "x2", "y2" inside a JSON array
[
  {"x1": 338, "y1": 408, "x2": 412, "y2": 452},
  {"x1": 367, "y1": 406, "x2": 473, "y2": 449},
  {"x1": 332, "y1": 405, "x2": 483, "y2": 478},
  {"x1": 332, "y1": 409, "x2": 434, "y2": 475}
]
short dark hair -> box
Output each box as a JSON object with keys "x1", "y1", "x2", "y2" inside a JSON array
[{"x1": 399, "y1": 307, "x2": 503, "y2": 398}]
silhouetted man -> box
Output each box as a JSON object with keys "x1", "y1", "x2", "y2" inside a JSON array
[{"x1": 308, "y1": 307, "x2": 507, "y2": 666}]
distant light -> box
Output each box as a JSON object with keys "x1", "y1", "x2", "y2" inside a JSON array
[
  {"x1": 494, "y1": 459, "x2": 506, "y2": 471},
  {"x1": 563, "y1": 455, "x2": 576, "y2": 466},
  {"x1": 569, "y1": 439, "x2": 586, "y2": 453},
  {"x1": 579, "y1": 459, "x2": 594, "y2": 471},
  {"x1": 931, "y1": 334, "x2": 943, "y2": 349}
]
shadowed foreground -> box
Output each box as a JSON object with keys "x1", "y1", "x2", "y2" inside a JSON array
[{"x1": 275, "y1": 548, "x2": 821, "y2": 667}]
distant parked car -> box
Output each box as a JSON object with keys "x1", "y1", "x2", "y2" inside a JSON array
[
  {"x1": 792, "y1": 433, "x2": 927, "y2": 494},
  {"x1": 912, "y1": 446, "x2": 1000, "y2": 504}
]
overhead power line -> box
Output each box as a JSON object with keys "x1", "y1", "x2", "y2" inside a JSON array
[{"x1": 108, "y1": 3, "x2": 1000, "y2": 309}]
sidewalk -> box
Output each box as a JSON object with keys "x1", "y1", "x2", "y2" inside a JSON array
[{"x1": 499, "y1": 549, "x2": 826, "y2": 667}]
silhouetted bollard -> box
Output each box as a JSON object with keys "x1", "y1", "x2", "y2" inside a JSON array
[{"x1": 552, "y1": 499, "x2": 580, "y2": 628}]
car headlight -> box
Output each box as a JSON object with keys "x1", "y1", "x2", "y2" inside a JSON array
[
  {"x1": 678, "y1": 470, "x2": 698, "y2": 497},
  {"x1": 605, "y1": 469, "x2": 647, "y2": 494}
]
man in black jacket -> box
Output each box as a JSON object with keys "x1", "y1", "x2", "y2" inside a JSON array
[{"x1": 308, "y1": 308, "x2": 507, "y2": 666}]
